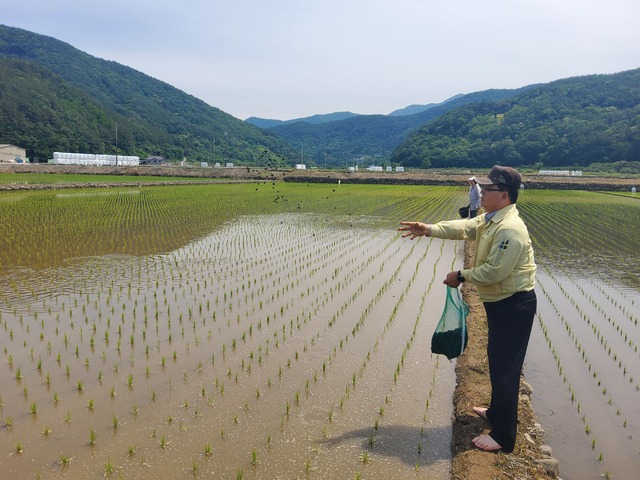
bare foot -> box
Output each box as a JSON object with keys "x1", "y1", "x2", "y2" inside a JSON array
[
  {"x1": 472, "y1": 406, "x2": 488, "y2": 421},
  {"x1": 472, "y1": 433, "x2": 502, "y2": 451}
]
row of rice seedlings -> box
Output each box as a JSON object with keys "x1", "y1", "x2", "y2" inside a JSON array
[
  {"x1": 521, "y1": 192, "x2": 640, "y2": 279},
  {"x1": 313, "y1": 238, "x2": 456, "y2": 479},
  {"x1": 539, "y1": 268, "x2": 640, "y2": 392},
  {"x1": 2, "y1": 216, "x2": 350, "y2": 396},
  {"x1": 535, "y1": 311, "x2": 610, "y2": 473},
  {"x1": 584, "y1": 279, "x2": 639, "y2": 328},
  {"x1": 207, "y1": 231, "x2": 420, "y2": 476},
  {"x1": 214, "y1": 232, "x2": 405, "y2": 445},
  {"x1": 0, "y1": 232, "x2": 352, "y2": 472},
  {"x1": 535, "y1": 270, "x2": 639, "y2": 473},
  {"x1": 537, "y1": 277, "x2": 635, "y2": 423},
  {"x1": 308, "y1": 239, "x2": 446, "y2": 477},
  {"x1": 367, "y1": 240, "x2": 451, "y2": 470},
  {"x1": 205, "y1": 231, "x2": 398, "y2": 407},
  {"x1": 180, "y1": 232, "x2": 409, "y2": 476},
  {"x1": 81, "y1": 223, "x2": 400, "y2": 474},
  {"x1": 571, "y1": 279, "x2": 639, "y2": 352}
]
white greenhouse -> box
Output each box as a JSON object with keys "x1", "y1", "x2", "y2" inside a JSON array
[{"x1": 52, "y1": 152, "x2": 140, "y2": 166}]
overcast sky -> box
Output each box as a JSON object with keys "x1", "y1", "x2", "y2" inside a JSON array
[{"x1": 3, "y1": 0, "x2": 639, "y2": 120}]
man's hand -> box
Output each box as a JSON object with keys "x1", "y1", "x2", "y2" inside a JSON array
[
  {"x1": 443, "y1": 270, "x2": 461, "y2": 288},
  {"x1": 398, "y1": 221, "x2": 430, "y2": 240}
]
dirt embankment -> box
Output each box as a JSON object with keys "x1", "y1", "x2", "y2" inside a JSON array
[{"x1": 1, "y1": 163, "x2": 638, "y2": 191}]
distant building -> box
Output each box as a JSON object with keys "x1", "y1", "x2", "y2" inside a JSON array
[
  {"x1": 395, "y1": 166, "x2": 405, "y2": 172},
  {"x1": 141, "y1": 156, "x2": 166, "y2": 166},
  {"x1": 538, "y1": 170, "x2": 582, "y2": 176},
  {"x1": 52, "y1": 152, "x2": 139, "y2": 166},
  {"x1": 225, "y1": 162, "x2": 234, "y2": 168},
  {"x1": 295, "y1": 164, "x2": 306, "y2": 170},
  {"x1": 200, "y1": 162, "x2": 209, "y2": 168},
  {"x1": 0, "y1": 144, "x2": 27, "y2": 163}
]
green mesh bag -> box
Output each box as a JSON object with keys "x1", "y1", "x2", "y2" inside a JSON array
[{"x1": 431, "y1": 286, "x2": 470, "y2": 359}]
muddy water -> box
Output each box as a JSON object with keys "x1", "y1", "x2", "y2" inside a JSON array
[
  {"x1": 0, "y1": 213, "x2": 461, "y2": 479},
  {"x1": 525, "y1": 267, "x2": 640, "y2": 480}
]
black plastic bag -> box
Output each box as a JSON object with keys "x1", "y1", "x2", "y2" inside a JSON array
[
  {"x1": 458, "y1": 205, "x2": 470, "y2": 218},
  {"x1": 431, "y1": 286, "x2": 469, "y2": 359}
]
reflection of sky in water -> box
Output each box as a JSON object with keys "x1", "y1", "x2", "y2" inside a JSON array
[
  {"x1": 537, "y1": 247, "x2": 640, "y2": 291},
  {"x1": 0, "y1": 213, "x2": 391, "y2": 314}
]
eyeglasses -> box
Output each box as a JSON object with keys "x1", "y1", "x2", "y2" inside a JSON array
[{"x1": 480, "y1": 186, "x2": 506, "y2": 192}]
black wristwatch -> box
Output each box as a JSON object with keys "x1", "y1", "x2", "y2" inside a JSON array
[{"x1": 457, "y1": 270, "x2": 465, "y2": 283}]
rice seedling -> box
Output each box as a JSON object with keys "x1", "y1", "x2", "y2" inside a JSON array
[{"x1": 104, "y1": 459, "x2": 115, "y2": 476}]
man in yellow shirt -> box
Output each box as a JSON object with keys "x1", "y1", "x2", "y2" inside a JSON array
[{"x1": 399, "y1": 165, "x2": 536, "y2": 453}]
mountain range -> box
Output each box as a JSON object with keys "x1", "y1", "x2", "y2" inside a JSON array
[
  {"x1": 256, "y1": 88, "x2": 534, "y2": 166},
  {"x1": 1, "y1": 24, "x2": 638, "y2": 169}
]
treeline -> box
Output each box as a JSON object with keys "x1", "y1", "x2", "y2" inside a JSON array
[
  {"x1": 0, "y1": 25, "x2": 294, "y2": 164},
  {"x1": 391, "y1": 69, "x2": 640, "y2": 168}
]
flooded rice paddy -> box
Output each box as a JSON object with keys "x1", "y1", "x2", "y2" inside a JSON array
[
  {"x1": 1, "y1": 184, "x2": 461, "y2": 479},
  {"x1": 519, "y1": 190, "x2": 640, "y2": 480},
  {"x1": 1, "y1": 183, "x2": 639, "y2": 479}
]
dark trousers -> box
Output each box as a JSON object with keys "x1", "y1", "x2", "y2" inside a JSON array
[{"x1": 483, "y1": 290, "x2": 536, "y2": 452}]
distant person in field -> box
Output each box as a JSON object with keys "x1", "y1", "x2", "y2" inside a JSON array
[
  {"x1": 398, "y1": 165, "x2": 537, "y2": 453},
  {"x1": 468, "y1": 176, "x2": 481, "y2": 218}
]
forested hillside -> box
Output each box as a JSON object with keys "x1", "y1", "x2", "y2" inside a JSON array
[
  {"x1": 391, "y1": 69, "x2": 640, "y2": 169},
  {"x1": 0, "y1": 25, "x2": 294, "y2": 164},
  {"x1": 265, "y1": 88, "x2": 531, "y2": 166}
]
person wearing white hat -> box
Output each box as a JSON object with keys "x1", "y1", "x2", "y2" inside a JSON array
[{"x1": 468, "y1": 176, "x2": 481, "y2": 218}]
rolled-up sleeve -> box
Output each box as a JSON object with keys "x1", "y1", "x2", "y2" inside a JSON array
[{"x1": 430, "y1": 217, "x2": 480, "y2": 241}]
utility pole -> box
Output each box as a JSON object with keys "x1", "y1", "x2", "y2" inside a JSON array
[{"x1": 115, "y1": 123, "x2": 119, "y2": 166}]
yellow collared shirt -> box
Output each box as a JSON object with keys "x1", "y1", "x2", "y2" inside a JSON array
[{"x1": 429, "y1": 203, "x2": 536, "y2": 302}]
